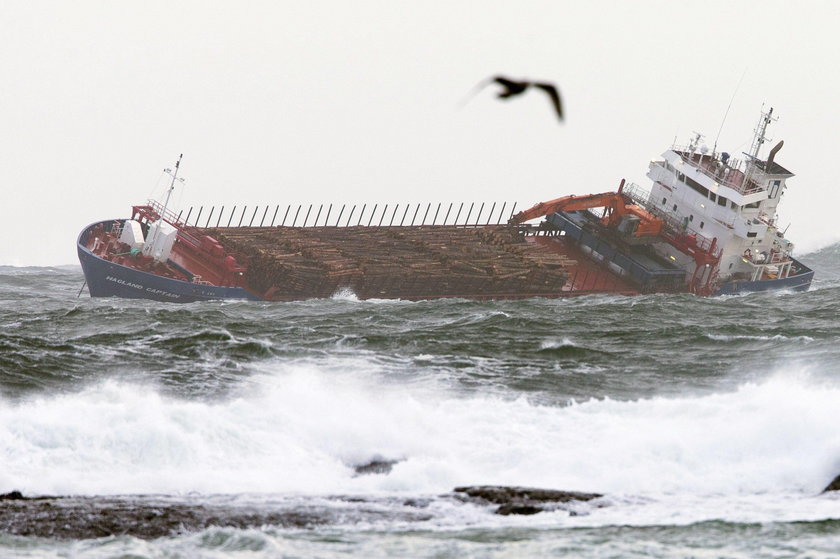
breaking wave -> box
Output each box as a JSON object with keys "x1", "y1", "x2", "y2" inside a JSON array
[{"x1": 1, "y1": 364, "x2": 838, "y2": 498}]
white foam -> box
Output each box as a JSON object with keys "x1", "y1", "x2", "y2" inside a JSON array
[
  {"x1": 1, "y1": 366, "x2": 839, "y2": 505},
  {"x1": 540, "y1": 337, "x2": 578, "y2": 349},
  {"x1": 330, "y1": 287, "x2": 359, "y2": 301},
  {"x1": 706, "y1": 333, "x2": 815, "y2": 343}
]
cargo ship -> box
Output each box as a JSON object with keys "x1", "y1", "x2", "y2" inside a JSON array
[{"x1": 77, "y1": 108, "x2": 813, "y2": 302}]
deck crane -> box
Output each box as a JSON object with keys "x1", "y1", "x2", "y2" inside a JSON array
[{"x1": 508, "y1": 180, "x2": 664, "y2": 238}]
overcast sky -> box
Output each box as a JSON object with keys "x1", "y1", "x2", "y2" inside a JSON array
[{"x1": 1, "y1": 0, "x2": 837, "y2": 266}]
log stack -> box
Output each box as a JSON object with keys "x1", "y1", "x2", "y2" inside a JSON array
[{"x1": 195, "y1": 225, "x2": 576, "y2": 300}]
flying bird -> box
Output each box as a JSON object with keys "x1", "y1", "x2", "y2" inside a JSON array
[{"x1": 461, "y1": 75, "x2": 564, "y2": 122}]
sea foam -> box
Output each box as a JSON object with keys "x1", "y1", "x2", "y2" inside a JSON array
[{"x1": 1, "y1": 365, "x2": 839, "y2": 498}]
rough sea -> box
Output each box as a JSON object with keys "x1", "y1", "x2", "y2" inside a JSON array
[{"x1": 2, "y1": 244, "x2": 840, "y2": 558}]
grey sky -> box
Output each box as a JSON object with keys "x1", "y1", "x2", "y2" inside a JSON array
[{"x1": 2, "y1": 0, "x2": 836, "y2": 265}]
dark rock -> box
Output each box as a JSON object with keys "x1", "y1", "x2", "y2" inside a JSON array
[
  {"x1": 353, "y1": 459, "x2": 400, "y2": 476},
  {"x1": 0, "y1": 491, "x2": 25, "y2": 501},
  {"x1": 453, "y1": 485, "x2": 603, "y2": 516},
  {"x1": 495, "y1": 503, "x2": 544, "y2": 516},
  {"x1": 402, "y1": 498, "x2": 431, "y2": 508},
  {"x1": 824, "y1": 474, "x2": 840, "y2": 493}
]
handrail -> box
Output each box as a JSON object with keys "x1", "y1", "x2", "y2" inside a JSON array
[{"x1": 672, "y1": 150, "x2": 763, "y2": 195}]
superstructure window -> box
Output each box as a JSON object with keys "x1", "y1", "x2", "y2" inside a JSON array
[
  {"x1": 673, "y1": 204, "x2": 677, "y2": 211},
  {"x1": 769, "y1": 179, "x2": 781, "y2": 198},
  {"x1": 717, "y1": 196, "x2": 727, "y2": 207},
  {"x1": 662, "y1": 197, "x2": 667, "y2": 205},
  {"x1": 744, "y1": 201, "x2": 760, "y2": 209},
  {"x1": 684, "y1": 175, "x2": 709, "y2": 197},
  {"x1": 747, "y1": 232, "x2": 757, "y2": 238}
]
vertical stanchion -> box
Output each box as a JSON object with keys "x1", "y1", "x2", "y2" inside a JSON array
[
  {"x1": 432, "y1": 203, "x2": 441, "y2": 225},
  {"x1": 194, "y1": 207, "x2": 203, "y2": 228},
  {"x1": 259, "y1": 206, "x2": 269, "y2": 226},
  {"x1": 335, "y1": 204, "x2": 346, "y2": 227},
  {"x1": 346, "y1": 205, "x2": 357, "y2": 226},
  {"x1": 302, "y1": 204, "x2": 313, "y2": 227},
  {"x1": 496, "y1": 202, "x2": 507, "y2": 225},
  {"x1": 271, "y1": 205, "x2": 280, "y2": 226},
  {"x1": 486, "y1": 202, "x2": 496, "y2": 225},
  {"x1": 475, "y1": 202, "x2": 485, "y2": 227},
  {"x1": 280, "y1": 205, "x2": 290, "y2": 226},
  {"x1": 421, "y1": 203, "x2": 431, "y2": 225},
  {"x1": 400, "y1": 204, "x2": 410, "y2": 226},
  {"x1": 323, "y1": 204, "x2": 332, "y2": 227},
  {"x1": 464, "y1": 202, "x2": 474, "y2": 225},
  {"x1": 249, "y1": 206, "x2": 259, "y2": 227},
  {"x1": 292, "y1": 205, "x2": 302, "y2": 226},
  {"x1": 226, "y1": 206, "x2": 236, "y2": 227},
  {"x1": 184, "y1": 206, "x2": 194, "y2": 226},
  {"x1": 410, "y1": 203, "x2": 421, "y2": 226},
  {"x1": 215, "y1": 206, "x2": 224, "y2": 227},
  {"x1": 357, "y1": 204, "x2": 367, "y2": 226},
  {"x1": 205, "y1": 207, "x2": 215, "y2": 228},
  {"x1": 389, "y1": 204, "x2": 399, "y2": 226},
  {"x1": 454, "y1": 202, "x2": 464, "y2": 225},
  {"x1": 367, "y1": 204, "x2": 378, "y2": 226},
  {"x1": 314, "y1": 204, "x2": 323, "y2": 227},
  {"x1": 378, "y1": 204, "x2": 388, "y2": 226},
  {"x1": 237, "y1": 206, "x2": 247, "y2": 227},
  {"x1": 509, "y1": 202, "x2": 517, "y2": 220}
]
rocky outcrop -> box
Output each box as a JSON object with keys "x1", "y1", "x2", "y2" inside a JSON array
[
  {"x1": 823, "y1": 474, "x2": 840, "y2": 493},
  {"x1": 352, "y1": 458, "x2": 401, "y2": 476},
  {"x1": 453, "y1": 485, "x2": 603, "y2": 515}
]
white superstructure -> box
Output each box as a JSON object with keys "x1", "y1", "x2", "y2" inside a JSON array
[{"x1": 640, "y1": 107, "x2": 797, "y2": 286}]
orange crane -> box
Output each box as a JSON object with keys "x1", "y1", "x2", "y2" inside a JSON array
[{"x1": 508, "y1": 181, "x2": 663, "y2": 238}]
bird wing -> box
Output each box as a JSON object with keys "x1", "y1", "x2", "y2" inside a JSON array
[
  {"x1": 457, "y1": 75, "x2": 503, "y2": 109},
  {"x1": 533, "y1": 83, "x2": 563, "y2": 121}
]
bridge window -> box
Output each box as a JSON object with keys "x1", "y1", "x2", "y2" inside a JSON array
[
  {"x1": 717, "y1": 196, "x2": 727, "y2": 207},
  {"x1": 662, "y1": 197, "x2": 667, "y2": 205}
]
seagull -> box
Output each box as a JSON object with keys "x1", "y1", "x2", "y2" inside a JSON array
[{"x1": 462, "y1": 75, "x2": 564, "y2": 122}]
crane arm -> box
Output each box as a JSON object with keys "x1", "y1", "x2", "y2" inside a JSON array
[
  {"x1": 508, "y1": 191, "x2": 627, "y2": 225},
  {"x1": 509, "y1": 188, "x2": 664, "y2": 238}
]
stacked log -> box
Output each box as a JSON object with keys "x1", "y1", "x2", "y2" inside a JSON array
[{"x1": 197, "y1": 225, "x2": 576, "y2": 301}]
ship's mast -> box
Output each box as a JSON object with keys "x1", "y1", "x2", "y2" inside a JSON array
[
  {"x1": 144, "y1": 154, "x2": 184, "y2": 260},
  {"x1": 748, "y1": 107, "x2": 776, "y2": 160},
  {"x1": 161, "y1": 153, "x2": 184, "y2": 224},
  {"x1": 743, "y1": 107, "x2": 777, "y2": 188}
]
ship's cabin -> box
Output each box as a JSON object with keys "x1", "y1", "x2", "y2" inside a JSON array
[{"x1": 644, "y1": 132, "x2": 796, "y2": 284}]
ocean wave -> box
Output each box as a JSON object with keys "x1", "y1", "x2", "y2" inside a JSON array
[{"x1": 1, "y1": 370, "x2": 838, "y2": 500}]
